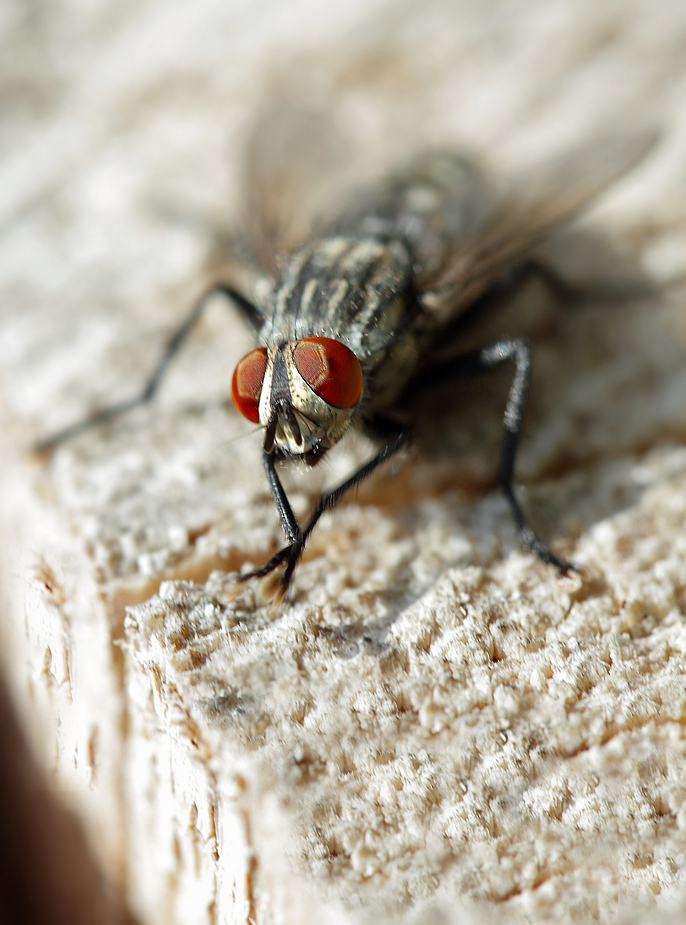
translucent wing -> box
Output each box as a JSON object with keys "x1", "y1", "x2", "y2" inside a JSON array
[
  {"x1": 240, "y1": 105, "x2": 356, "y2": 277},
  {"x1": 418, "y1": 128, "x2": 658, "y2": 321},
  {"x1": 328, "y1": 149, "x2": 499, "y2": 280}
]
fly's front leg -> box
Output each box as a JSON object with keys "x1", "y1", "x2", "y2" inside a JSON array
[
  {"x1": 237, "y1": 431, "x2": 408, "y2": 606},
  {"x1": 413, "y1": 338, "x2": 574, "y2": 573},
  {"x1": 34, "y1": 285, "x2": 262, "y2": 454}
]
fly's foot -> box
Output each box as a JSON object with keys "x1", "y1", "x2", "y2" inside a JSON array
[
  {"x1": 226, "y1": 541, "x2": 304, "y2": 609},
  {"x1": 222, "y1": 579, "x2": 250, "y2": 603},
  {"x1": 256, "y1": 540, "x2": 303, "y2": 609},
  {"x1": 257, "y1": 571, "x2": 289, "y2": 610},
  {"x1": 550, "y1": 555, "x2": 580, "y2": 580},
  {"x1": 518, "y1": 524, "x2": 579, "y2": 577},
  {"x1": 554, "y1": 555, "x2": 586, "y2": 584}
]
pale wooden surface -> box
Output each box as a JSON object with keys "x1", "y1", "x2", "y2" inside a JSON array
[{"x1": 2, "y1": 0, "x2": 686, "y2": 923}]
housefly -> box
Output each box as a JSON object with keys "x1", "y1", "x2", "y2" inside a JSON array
[{"x1": 37, "y1": 113, "x2": 656, "y2": 606}]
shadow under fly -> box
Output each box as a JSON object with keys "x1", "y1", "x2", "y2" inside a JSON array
[{"x1": 36, "y1": 111, "x2": 657, "y2": 606}]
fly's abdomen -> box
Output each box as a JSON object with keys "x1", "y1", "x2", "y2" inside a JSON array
[{"x1": 332, "y1": 152, "x2": 495, "y2": 281}]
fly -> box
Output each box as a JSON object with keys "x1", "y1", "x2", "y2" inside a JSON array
[{"x1": 36, "y1": 115, "x2": 657, "y2": 606}]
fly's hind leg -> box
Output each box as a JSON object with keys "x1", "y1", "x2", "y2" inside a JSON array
[
  {"x1": 410, "y1": 338, "x2": 575, "y2": 573},
  {"x1": 34, "y1": 285, "x2": 262, "y2": 454}
]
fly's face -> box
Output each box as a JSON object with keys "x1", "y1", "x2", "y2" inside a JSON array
[{"x1": 232, "y1": 337, "x2": 363, "y2": 463}]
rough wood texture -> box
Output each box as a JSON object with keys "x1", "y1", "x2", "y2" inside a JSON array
[{"x1": 2, "y1": 0, "x2": 686, "y2": 922}]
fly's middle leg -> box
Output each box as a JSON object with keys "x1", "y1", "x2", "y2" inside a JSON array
[
  {"x1": 34, "y1": 285, "x2": 261, "y2": 454},
  {"x1": 412, "y1": 338, "x2": 574, "y2": 574},
  {"x1": 480, "y1": 339, "x2": 574, "y2": 572}
]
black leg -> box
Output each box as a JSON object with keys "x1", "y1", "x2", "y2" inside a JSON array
[
  {"x1": 262, "y1": 450, "x2": 301, "y2": 544},
  {"x1": 412, "y1": 338, "x2": 574, "y2": 573},
  {"x1": 238, "y1": 431, "x2": 409, "y2": 604},
  {"x1": 34, "y1": 285, "x2": 262, "y2": 453}
]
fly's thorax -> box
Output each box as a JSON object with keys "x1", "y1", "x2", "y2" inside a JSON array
[
  {"x1": 232, "y1": 337, "x2": 363, "y2": 460},
  {"x1": 260, "y1": 233, "x2": 415, "y2": 358}
]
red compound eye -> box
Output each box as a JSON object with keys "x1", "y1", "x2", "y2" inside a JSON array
[
  {"x1": 232, "y1": 347, "x2": 268, "y2": 423},
  {"x1": 293, "y1": 337, "x2": 362, "y2": 408}
]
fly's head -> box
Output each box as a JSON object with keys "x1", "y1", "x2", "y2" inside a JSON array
[{"x1": 231, "y1": 337, "x2": 363, "y2": 464}]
